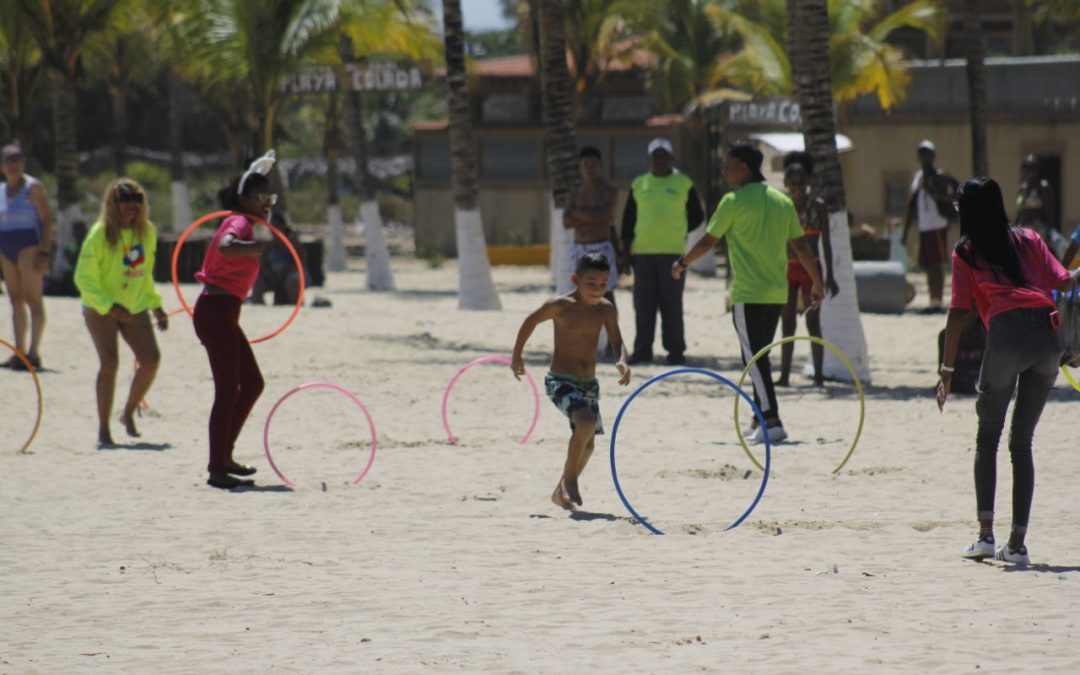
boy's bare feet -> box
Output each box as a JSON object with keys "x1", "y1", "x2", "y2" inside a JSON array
[
  {"x1": 551, "y1": 482, "x2": 576, "y2": 511},
  {"x1": 563, "y1": 477, "x2": 583, "y2": 506},
  {"x1": 119, "y1": 411, "x2": 141, "y2": 438}
]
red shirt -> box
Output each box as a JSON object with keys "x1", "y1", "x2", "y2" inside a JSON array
[
  {"x1": 195, "y1": 215, "x2": 260, "y2": 299},
  {"x1": 950, "y1": 228, "x2": 1069, "y2": 327}
]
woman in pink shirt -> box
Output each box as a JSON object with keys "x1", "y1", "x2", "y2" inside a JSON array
[
  {"x1": 939, "y1": 177, "x2": 1080, "y2": 565},
  {"x1": 193, "y1": 171, "x2": 274, "y2": 489}
]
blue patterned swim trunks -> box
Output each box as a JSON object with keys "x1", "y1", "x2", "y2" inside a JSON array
[{"x1": 544, "y1": 372, "x2": 604, "y2": 435}]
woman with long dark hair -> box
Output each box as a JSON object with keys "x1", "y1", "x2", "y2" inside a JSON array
[
  {"x1": 939, "y1": 177, "x2": 1080, "y2": 565},
  {"x1": 193, "y1": 154, "x2": 276, "y2": 489},
  {"x1": 75, "y1": 179, "x2": 168, "y2": 446}
]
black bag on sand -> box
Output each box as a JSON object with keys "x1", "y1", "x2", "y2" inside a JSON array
[{"x1": 1056, "y1": 290, "x2": 1080, "y2": 367}]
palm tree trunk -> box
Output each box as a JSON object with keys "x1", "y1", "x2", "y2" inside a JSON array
[
  {"x1": 168, "y1": 70, "x2": 191, "y2": 234},
  {"x1": 537, "y1": 0, "x2": 579, "y2": 294},
  {"x1": 348, "y1": 87, "x2": 395, "y2": 290},
  {"x1": 324, "y1": 88, "x2": 351, "y2": 280},
  {"x1": 51, "y1": 70, "x2": 81, "y2": 277},
  {"x1": 443, "y1": 0, "x2": 500, "y2": 310},
  {"x1": 788, "y1": 0, "x2": 870, "y2": 382},
  {"x1": 963, "y1": 0, "x2": 989, "y2": 177},
  {"x1": 110, "y1": 83, "x2": 127, "y2": 176}
]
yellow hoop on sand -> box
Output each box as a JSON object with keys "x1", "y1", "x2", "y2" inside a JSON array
[
  {"x1": 734, "y1": 335, "x2": 865, "y2": 474},
  {"x1": 1061, "y1": 365, "x2": 1080, "y2": 393},
  {"x1": 1, "y1": 338, "x2": 43, "y2": 454}
]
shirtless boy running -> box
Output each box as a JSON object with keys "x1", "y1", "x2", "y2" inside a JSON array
[{"x1": 511, "y1": 252, "x2": 631, "y2": 510}]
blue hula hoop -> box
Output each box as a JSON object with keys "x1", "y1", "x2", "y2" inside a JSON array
[{"x1": 609, "y1": 368, "x2": 772, "y2": 535}]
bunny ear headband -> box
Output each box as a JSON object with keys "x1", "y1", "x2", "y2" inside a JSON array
[{"x1": 239, "y1": 149, "x2": 277, "y2": 195}]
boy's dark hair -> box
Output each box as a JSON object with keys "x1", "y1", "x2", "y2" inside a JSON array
[
  {"x1": 218, "y1": 172, "x2": 271, "y2": 211},
  {"x1": 579, "y1": 146, "x2": 602, "y2": 160},
  {"x1": 575, "y1": 251, "x2": 610, "y2": 275}
]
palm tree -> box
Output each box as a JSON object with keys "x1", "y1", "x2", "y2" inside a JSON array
[
  {"x1": 787, "y1": 0, "x2": 870, "y2": 382},
  {"x1": 0, "y1": 0, "x2": 44, "y2": 151},
  {"x1": 336, "y1": 0, "x2": 440, "y2": 288},
  {"x1": 962, "y1": 0, "x2": 988, "y2": 176},
  {"x1": 83, "y1": 0, "x2": 158, "y2": 175},
  {"x1": 17, "y1": 0, "x2": 120, "y2": 274},
  {"x1": 442, "y1": 0, "x2": 500, "y2": 310},
  {"x1": 536, "y1": 0, "x2": 579, "y2": 293},
  {"x1": 205, "y1": 0, "x2": 343, "y2": 217},
  {"x1": 655, "y1": 0, "x2": 944, "y2": 113}
]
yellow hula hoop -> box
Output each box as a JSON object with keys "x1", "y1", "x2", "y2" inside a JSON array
[
  {"x1": 733, "y1": 335, "x2": 865, "y2": 474},
  {"x1": 1061, "y1": 365, "x2": 1080, "y2": 393},
  {"x1": 1, "y1": 338, "x2": 43, "y2": 454}
]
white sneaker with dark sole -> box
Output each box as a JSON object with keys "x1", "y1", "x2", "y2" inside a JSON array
[
  {"x1": 961, "y1": 536, "x2": 995, "y2": 560},
  {"x1": 994, "y1": 544, "x2": 1030, "y2": 565},
  {"x1": 749, "y1": 424, "x2": 788, "y2": 445}
]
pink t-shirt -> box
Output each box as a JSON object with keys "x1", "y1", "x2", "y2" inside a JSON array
[
  {"x1": 950, "y1": 228, "x2": 1069, "y2": 327},
  {"x1": 195, "y1": 215, "x2": 260, "y2": 299}
]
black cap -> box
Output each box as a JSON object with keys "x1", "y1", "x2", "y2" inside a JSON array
[{"x1": 727, "y1": 141, "x2": 765, "y2": 183}]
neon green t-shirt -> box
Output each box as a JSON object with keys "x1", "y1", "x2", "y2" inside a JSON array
[
  {"x1": 630, "y1": 171, "x2": 694, "y2": 255},
  {"x1": 75, "y1": 220, "x2": 163, "y2": 315},
  {"x1": 706, "y1": 182, "x2": 804, "y2": 305}
]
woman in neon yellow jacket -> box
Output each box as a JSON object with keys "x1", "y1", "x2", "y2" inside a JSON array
[{"x1": 75, "y1": 179, "x2": 168, "y2": 447}]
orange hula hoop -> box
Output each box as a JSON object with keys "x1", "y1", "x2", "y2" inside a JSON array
[
  {"x1": 1, "y1": 338, "x2": 43, "y2": 454},
  {"x1": 171, "y1": 210, "x2": 305, "y2": 344}
]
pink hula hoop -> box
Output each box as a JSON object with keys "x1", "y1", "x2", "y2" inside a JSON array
[
  {"x1": 442, "y1": 356, "x2": 540, "y2": 445},
  {"x1": 263, "y1": 382, "x2": 378, "y2": 488}
]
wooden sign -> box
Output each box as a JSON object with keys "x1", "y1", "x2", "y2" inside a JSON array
[{"x1": 281, "y1": 62, "x2": 426, "y2": 94}]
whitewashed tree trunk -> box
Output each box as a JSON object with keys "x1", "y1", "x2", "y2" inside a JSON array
[
  {"x1": 326, "y1": 204, "x2": 347, "y2": 272},
  {"x1": 549, "y1": 199, "x2": 574, "y2": 294},
  {"x1": 170, "y1": 181, "x2": 192, "y2": 234},
  {"x1": 456, "y1": 208, "x2": 501, "y2": 310},
  {"x1": 687, "y1": 225, "x2": 716, "y2": 276},
  {"x1": 819, "y1": 210, "x2": 871, "y2": 382},
  {"x1": 361, "y1": 199, "x2": 395, "y2": 291}
]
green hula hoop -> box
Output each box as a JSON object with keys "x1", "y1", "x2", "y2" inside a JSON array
[
  {"x1": 733, "y1": 335, "x2": 866, "y2": 474},
  {"x1": 1061, "y1": 365, "x2": 1080, "y2": 393}
]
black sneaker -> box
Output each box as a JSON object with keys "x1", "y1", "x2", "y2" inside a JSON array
[
  {"x1": 665, "y1": 353, "x2": 686, "y2": 366},
  {"x1": 627, "y1": 353, "x2": 653, "y2": 365}
]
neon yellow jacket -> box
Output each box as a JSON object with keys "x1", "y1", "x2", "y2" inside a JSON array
[{"x1": 75, "y1": 219, "x2": 163, "y2": 316}]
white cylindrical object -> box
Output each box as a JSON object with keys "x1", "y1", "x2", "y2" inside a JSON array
[
  {"x1": 549, "y1": 198, "x2": 574, "y2": 294},
  {"x1": 360, "y1": 200, "x2": 395, "y2": 291},
  {"x1": 327, "y1": 204, "x2": 347, "y2": 272},
  {"x1": 819, "y1": 210, "x2": 871, "y2": 383},
  {"x1": 170, "y1": 180, "x2": 193, "y2": 235},
  {"x1": 456, "y1": 208, "x2": 501, "y2": 310}
]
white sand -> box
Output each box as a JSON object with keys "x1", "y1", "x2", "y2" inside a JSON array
[{"x1": 3, "y1": 260, "x2": 1079, "y2": 673}]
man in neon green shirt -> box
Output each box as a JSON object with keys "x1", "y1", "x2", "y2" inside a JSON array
[
  {"x1": 674, "y1": 141, "x2": 823, "y2": 444},
  {"x1": 620, "y1": 138, "x2": 704, "y2": 365}
]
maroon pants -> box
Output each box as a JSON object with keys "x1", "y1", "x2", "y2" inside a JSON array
[{"x1": 193, "y1": 293, "x2": 264, "y2": 474}]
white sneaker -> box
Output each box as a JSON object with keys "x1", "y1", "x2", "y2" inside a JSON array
[
  {"x1": 994, "y1": 543, "x2": 1030, "y2": 565},
  {"x1": 749, "y1": 424, "x2": 787, "y2": 445},
  {"x1": 961, "y1": 535, "x2": 995, "y2": 560}
]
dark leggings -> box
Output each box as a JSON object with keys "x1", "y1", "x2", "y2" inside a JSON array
[
  {"x1": 193, "y1": 293, "x2": 264, "y2": 474},
  {"x1": 974, "y1": 307, "x2": 1060, "y2": 533}
]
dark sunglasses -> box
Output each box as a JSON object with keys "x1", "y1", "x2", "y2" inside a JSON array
[{"x1": 118, "y1": 192, "x2": 144, "y2": 204}]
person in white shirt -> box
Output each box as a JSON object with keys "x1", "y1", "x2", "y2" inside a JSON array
[{"x1": 902, "y1": 140, "x2": 958, "y2": 314}]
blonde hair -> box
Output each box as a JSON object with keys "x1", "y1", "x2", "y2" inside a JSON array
[{"x1": 99, "y1": 178, "x2": 150, "y2": 246}]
